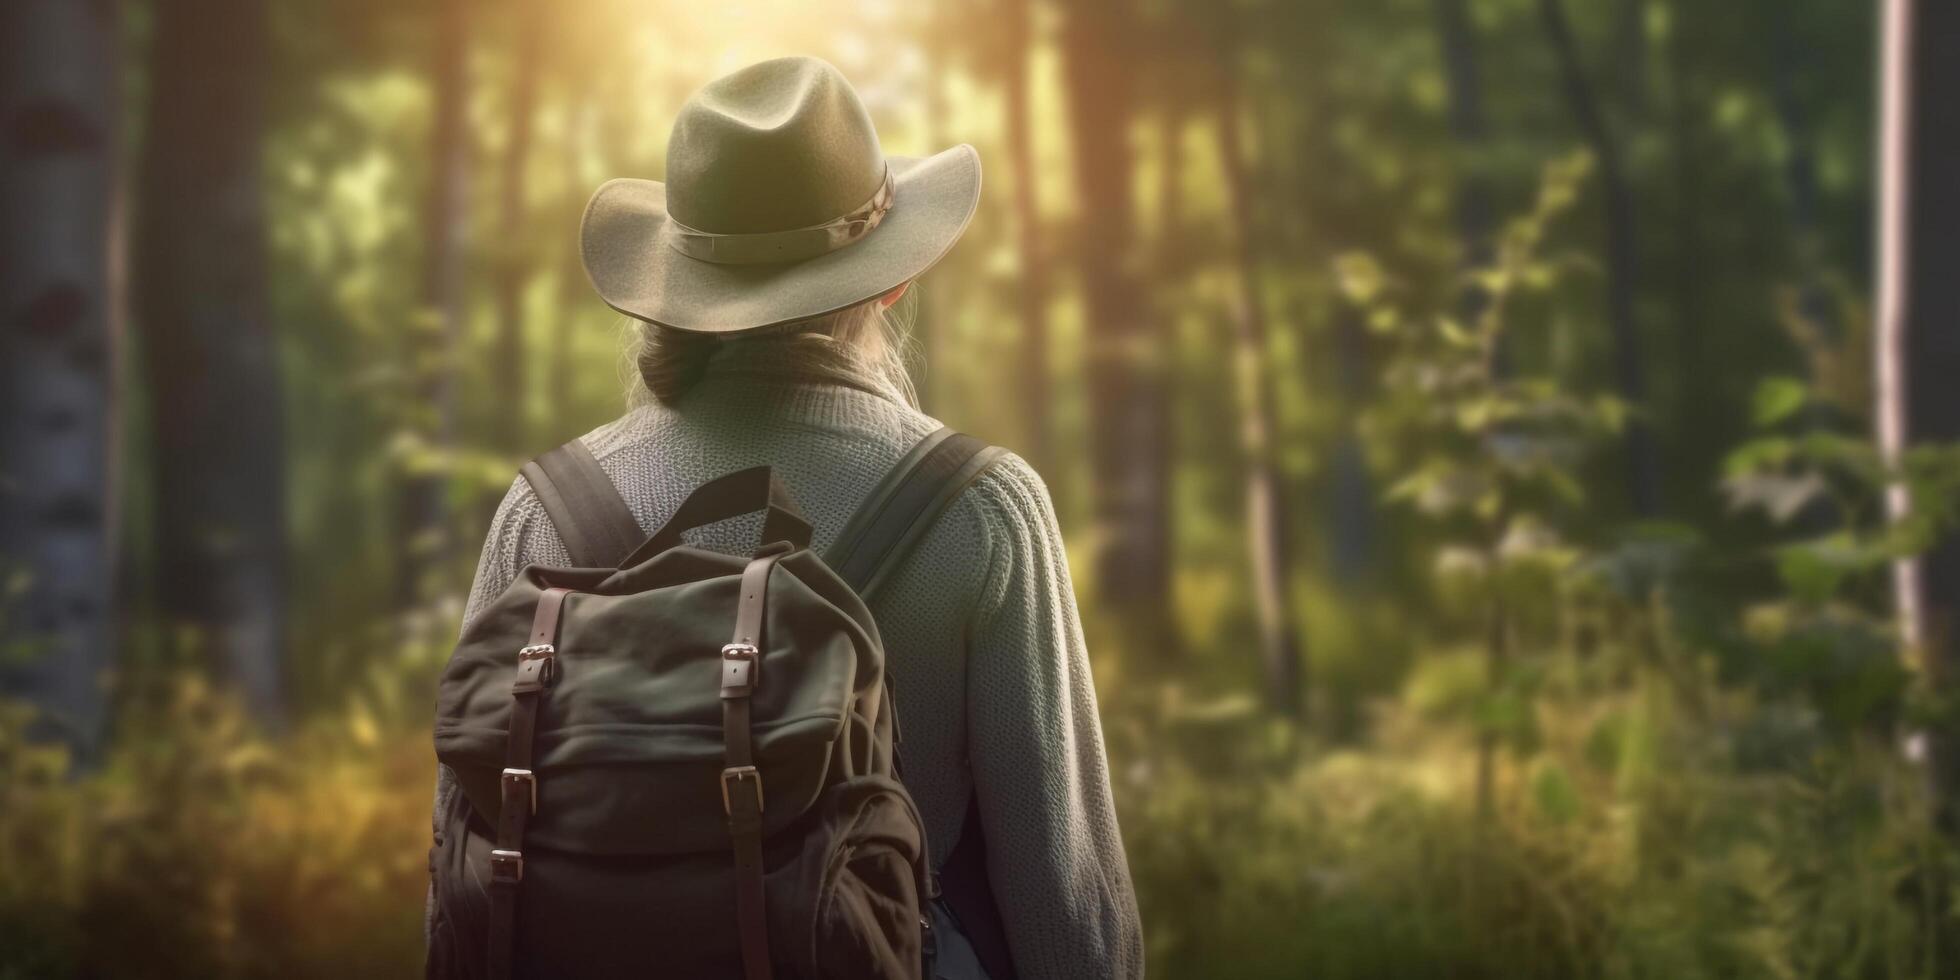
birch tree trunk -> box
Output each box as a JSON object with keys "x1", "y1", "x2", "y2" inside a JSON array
[
  {"x1": 0, "y1": 0, "x2": 121, "y2": 752},
  {"x1": 1876, "y1": 0, "x2": 1960, "y2": 836},
  {"x1": 137, "y1": 0, "x2": 286, "y2": 719}
]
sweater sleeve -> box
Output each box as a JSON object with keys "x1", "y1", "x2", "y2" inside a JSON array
[{"x1": 963, "y1": 454, "x2": 1145, "y2": 979}]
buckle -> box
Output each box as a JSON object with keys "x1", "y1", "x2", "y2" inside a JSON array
[
  {"x1": 515, "y1": 643, "x2": 556, "y2": 691},
  {"x1": 721, "y1": 643, "x2": 760, "y2": 696},
  {"x1": 502, "y1": 767, "x2": 537, "y2": 815},
  {"x1": 489, "y1": 848, "x2": 524, "y2": 884},
  {"x1": 720, "y1": 765, "x2": 764, "y2": 815}
]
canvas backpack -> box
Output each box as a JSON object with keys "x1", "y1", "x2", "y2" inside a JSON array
[{"x1": 427, "y1": 428, "x2": 1017, "y2": 980}]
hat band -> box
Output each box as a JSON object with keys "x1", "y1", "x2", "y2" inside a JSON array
[{"x1": 667, "y1": 167, "x2": 895, "y2": 266}]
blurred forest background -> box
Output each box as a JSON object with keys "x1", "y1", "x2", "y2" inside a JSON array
[{"x1": 5, "y1": 0, "x2": 1960, "y2": 976}]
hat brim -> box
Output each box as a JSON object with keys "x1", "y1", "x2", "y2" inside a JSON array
[{"x1": 580, "y1": 145, "x2": 981, "y2": 335}]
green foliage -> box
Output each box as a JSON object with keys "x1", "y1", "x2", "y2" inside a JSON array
[
  {"x1": 1112, "y1": 667, "x2": 1955, "y2": 980},
  {"x1": 0, "y1": 672, "x2": 439, "y2": 978}
]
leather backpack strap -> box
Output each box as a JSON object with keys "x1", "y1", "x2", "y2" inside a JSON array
[
  {"x1": 721, "y1": 551, "x2": 788, "y2": 980},
  {"x1": 825, "y1": 428, "x2": 1007, "y2": 598},
  {"x1": 518, "y1": 439, "x2": 643, "y2": 568},
  {"x1": 486, "y1": 586, "x2": 571, "y2": 980}
]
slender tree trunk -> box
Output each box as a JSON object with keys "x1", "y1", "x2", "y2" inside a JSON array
[
  {"x1": 1217, "y1": 64, "x2": 1305, "y2": 718},
  {"x1": 1003, "y1": 0, "x2": 1051, "y2": 477},
  {"x1": 1298, "y1": 13, "x2": 1377, "y2": 590},
  {"x1": 1061, "y1": 0, "x2": 1174, "y2": 656},
  {"x1": 1476, "y1": 578, "x2": 1509, "y2": 820},
  {"x1": 1155, "y1": 62, "x2": 1190, "y2": 281},
  {"x1": 1768, "y1": 6, "x2": 1834, "y2": 346},
  {"x1": 1540, "y1": 0, "x2": 1661, "y2": 517},
  {"x1": 1877, "y1": 0, "x2": 1960, "y2": 839},
  {"x1": 914, "y1": 0, "x2": 954, "y2": 412},
  {"x1": 1768, "y1": 4, "x2": 1846, "y2": 537},
  {"x1": 1433, "y1": 0, "x2": 1496, "y2": 321},
  {"x1": 492, "y1": 0, "x2": 543, "y2": 451},
  {"x1": 1667, "y1": 1, "x2": 1705, "y2": 448},
  {"x1": 550, "y1": 104, "x2": 590, "y2": 425},
  {"x1": 1438, "y1": 2, "x2": 1516, "y2": 786},
  {"x1": 1326, "y1": 308, "x2": 1376, "y2": 584},
  {"x1": 0, "y1": 0, "x2": 121, "y2": 752},
  {"x1": 399, "y1": 0, "x2": 469, "y2": 602},
  {"x1": 137, "y1": 0, "x2": 285, "y2": 719},
  {"x1": 1614, "y1": 0, "x2": 1649, "y2": 122},
  {"x1": 1434, "y1": 0, "x2": 1489, "y2": 264}
]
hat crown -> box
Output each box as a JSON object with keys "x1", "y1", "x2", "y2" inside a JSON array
[{"x1": 664, "y1": 57, "x2": 888, "y2": 236}]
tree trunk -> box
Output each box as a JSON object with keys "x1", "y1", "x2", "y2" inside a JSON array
[
  {"x1": 492, "y1": 0, "x2": 543, "y2": 451},
  {"x1": 1325, "y1": 308, "x2": 1376, "y2": 584},
  {"x1": 137, "y1": 0, "x2": 285, "y2": 719},
  {"x1": 1476, "y1": 582, "x2": 1509, "y2": 820},
  {"x1": 399, "y1": 0, "x2": 469, "y2": 603},
  {"x1": 0, "y1": 0, "x2": 121, "y2": 752},
  {"x1": 1061, "y1": 0, "x2": 1173, "y2": 656},
  {"x1": 550, "y1": 103, "x2": 590, "y2": 426},
  {"x1": 1003, "y1": 0, "x2": 1051, "y2": 478},
  {"x1": 1216, "y1": 64, "x2": 1306, "y2": 718},
  {"x1": 1433, "y1": 0, "x2": 1496, "y2": 323},
  {"x1": 1539, "y1": 0, "x2": 1661, "y2": 517},
  {"x1": 914, "y1": 0, "x2": 954, "y2": 412},
  {"x1": 1877, "y1": 0, "x2": 1960, "y2": 837},
  {"x1": 1614, "y1": 0, "x2": 1649, "y2": 122},
  {"x1": 1768, "y1": 6, "x2": 1834, "y2": 346},
  {"x1": 1666, "y1": 0, "x2": 1705, "y2": 454}
]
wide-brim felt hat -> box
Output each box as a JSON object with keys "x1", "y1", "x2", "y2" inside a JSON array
[{"x1": 581, "y1": 56, "x2": 982, "y2": 335}]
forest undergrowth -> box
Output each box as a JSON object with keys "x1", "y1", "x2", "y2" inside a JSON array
[{"x1": 0, "y1": 574, "x2": 1952, "y2": 978}]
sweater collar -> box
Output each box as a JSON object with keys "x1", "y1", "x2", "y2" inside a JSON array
[{"x1": 696, "y1": 335, "x2": 907, "y2": 404}]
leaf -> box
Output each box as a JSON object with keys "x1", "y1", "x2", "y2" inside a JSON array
[
  {"x1": 1721, "y1": 470, "x2": 1828, "y2": 524},
  {"x1": 1388, "y1": 464, "x2": 1491, "y2": 516},
  {"x1": 1724, "y1": 436, "x2": 1796, "y2": 476},
  {"x1": 1436, "y1": 316, "x2": 1479, "y2": 349},
  {"x1": 1773, "y1": 536, "x2": 1886, "y2": 603},
  {"x1": 1434, "y1": 546, "x2": 1490, "y2": 582},
  {"x1": 1498, "y1": 515, "x2": 1577, "y2": 571},
  {"x1": 1752, "y1": 376, "x2": 1809, "y2": 426},
  {"x1": 1532, "y1": 762, "x2": 1582, "y2": 823},
  {"x1": 1334, "y1": 252, "x2": 1386, "y2": 305},
  {"x1": 1592, "y1": 395, "x2": 1629, "y2": 433},
  {"x1": 1455, "y1": 396, "x2": 1502, "y2": 432}
]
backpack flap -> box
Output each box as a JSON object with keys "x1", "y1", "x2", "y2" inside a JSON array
[{"x1": 435, "y1": 545, "x2": 883, "y2": 857}]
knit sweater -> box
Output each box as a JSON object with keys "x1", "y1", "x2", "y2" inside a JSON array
[{"x1": 435, "y1": 339, "x2": 1145, "y2": 978}]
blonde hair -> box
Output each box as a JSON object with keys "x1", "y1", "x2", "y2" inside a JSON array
[{"x1": 628, "y1": 289, "x2": 920, "y2": 408}]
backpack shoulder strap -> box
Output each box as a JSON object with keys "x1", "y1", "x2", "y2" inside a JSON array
[
  {"x1": 827, "y1": 427, "x2": 1019, "y2": 978},
  {"x1": 517, "y1": 439, "x2": 643, "y2": 568},
  {"x1": 825, "y1": 427, "x2": 1007, "y2": 598}
]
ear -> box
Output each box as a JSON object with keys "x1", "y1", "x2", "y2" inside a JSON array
[{"x1": 879, "y1": 281, "x2": 911, "y2": 308}]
